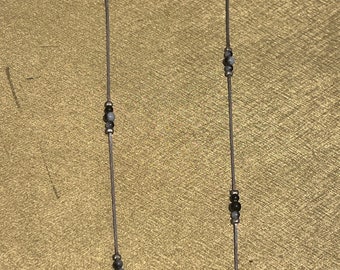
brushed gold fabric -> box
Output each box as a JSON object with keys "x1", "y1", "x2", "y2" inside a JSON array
[{"x1": 0, "y1": 1, "x2": 338, "y2": 269}]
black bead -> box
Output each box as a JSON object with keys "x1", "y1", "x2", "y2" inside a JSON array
[
  {"x1": 105, "y1": 105, "x2": 113, "y2": 113},
  {"x1": 113, "y1": 254, "x2": 123, "y2": 270},
  {"x1": 113, "y1": 260, "x2": 123, "y2": 270},
  {"x1": 224, "y1": 49, "x2": 233, "y2": 58},
  {"x1": 224, "y1": 65, "x2": 233, "y2": 72},
  {"x1": 223, "y1": 57, "x2": 233, "y2": 67},
  {"x1": 230, "y1": 194, "x2": 239, "y2": 202},
  {"x1": 106, "y1": 121, "x2": 114, "y2": 129},
  {"x1": 229, "y1": 201, "x2": 241, "y2": 212}
]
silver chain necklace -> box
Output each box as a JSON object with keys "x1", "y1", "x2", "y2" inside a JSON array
[{"x1": 224, "y1": 0, "x2": 242, "y2": 269}]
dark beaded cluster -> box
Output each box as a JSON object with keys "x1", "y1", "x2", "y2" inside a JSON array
[
  {"x1": 229, "y1": 190, "x2": 241, "y2": 224},
  {"x1": 104, "y1": 101, "x2": 115, "y2": 134},
  {"x1": 112, "y1": 253, "x2": 124, "y2": 270},
  {"x1": 223, "y1": 48, "x2": 235, "y2": 77}
]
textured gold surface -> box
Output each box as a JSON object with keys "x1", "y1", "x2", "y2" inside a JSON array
[{"x1": 0, "y1": 1, "x2": 339, "y2": 269}]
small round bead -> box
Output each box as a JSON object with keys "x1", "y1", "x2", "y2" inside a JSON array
[
  {"x1": 230, "y1": 194, "x2": 239, "y2": 202},
  {"x1": 113, "y1": 260, "x2": 123, "y2": 269},
  {"x1": 105, "y1": 121, "x2": 114, "y2": 134},
  {"x1": 227, "y1": 56, "x2": 235, "y2": 65},
  {"x1": 231, "y1": 211, "x2": 240, "y2": 220},
  {"x1": 113, "y1": 253, "x2": 121, "y2": 261},
  {"x1": 106, "y1": 112, "x2": 115, "y2": 122},
  {"x1": 224, "y1": 65, "x2": 233, "y2": 72},
  {"x1": 105, "y1": 106, "x2": 113, "y2": 113},
  {"x1": 223, "y1": 56, "x2": 235, "y2": 66},
  {"x1": 229, "y1": 201, "x2": 241, "y2": 212},
  {"x1": 106, "y1": 121, "x2": 114, "y2": 128}
]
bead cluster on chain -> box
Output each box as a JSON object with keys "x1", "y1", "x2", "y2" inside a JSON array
[
  {"x1": 229, "y1": 190, "x2": 241, "y2": 224},
  {"x1": 223, "y1": 48, "x2": 235, "y2": 77},
  {"x1": 104, "y1": 101, "x2": 115, "y2": 134}
]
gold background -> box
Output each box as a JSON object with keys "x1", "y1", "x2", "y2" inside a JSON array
[{"x1": 0, "y1": 1, "x2": 338, "y2": 269}]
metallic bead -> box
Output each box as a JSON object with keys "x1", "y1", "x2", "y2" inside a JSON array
[
  {"x1": 105, "y1": 101, "x2": 113, "y2": 107},
  {"x1": 230, "y1": 190, "x2": 239, "y2": 196}
]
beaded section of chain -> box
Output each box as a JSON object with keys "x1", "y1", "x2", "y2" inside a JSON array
[
  {"x1": 223, "y1": 1, "x2": 241, "y2": 269},
  {"x1": 103, "y1": 0, "x2": 124, "y2": 269}
]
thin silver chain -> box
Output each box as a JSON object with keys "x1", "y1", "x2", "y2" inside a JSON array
[
  {"x1": 108, "y1": 132, "x2": 119, "y2": 254},
  {"x1": 105, "y1": 0, "x2": 111, "y2": 102},
  {"x1": 227, "y1": 76, "x2": 236, "y2": 191}
]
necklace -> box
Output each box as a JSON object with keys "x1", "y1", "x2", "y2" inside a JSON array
[
  {"x1": 102, "y1": 1, "x2": 240, "y2": 269},
  {"x1": 223, "y1": 1, "x2": 242, "y2": 269},
  {"x1": 103, "y1": 1, "x2": 124, "y2": 269}
]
